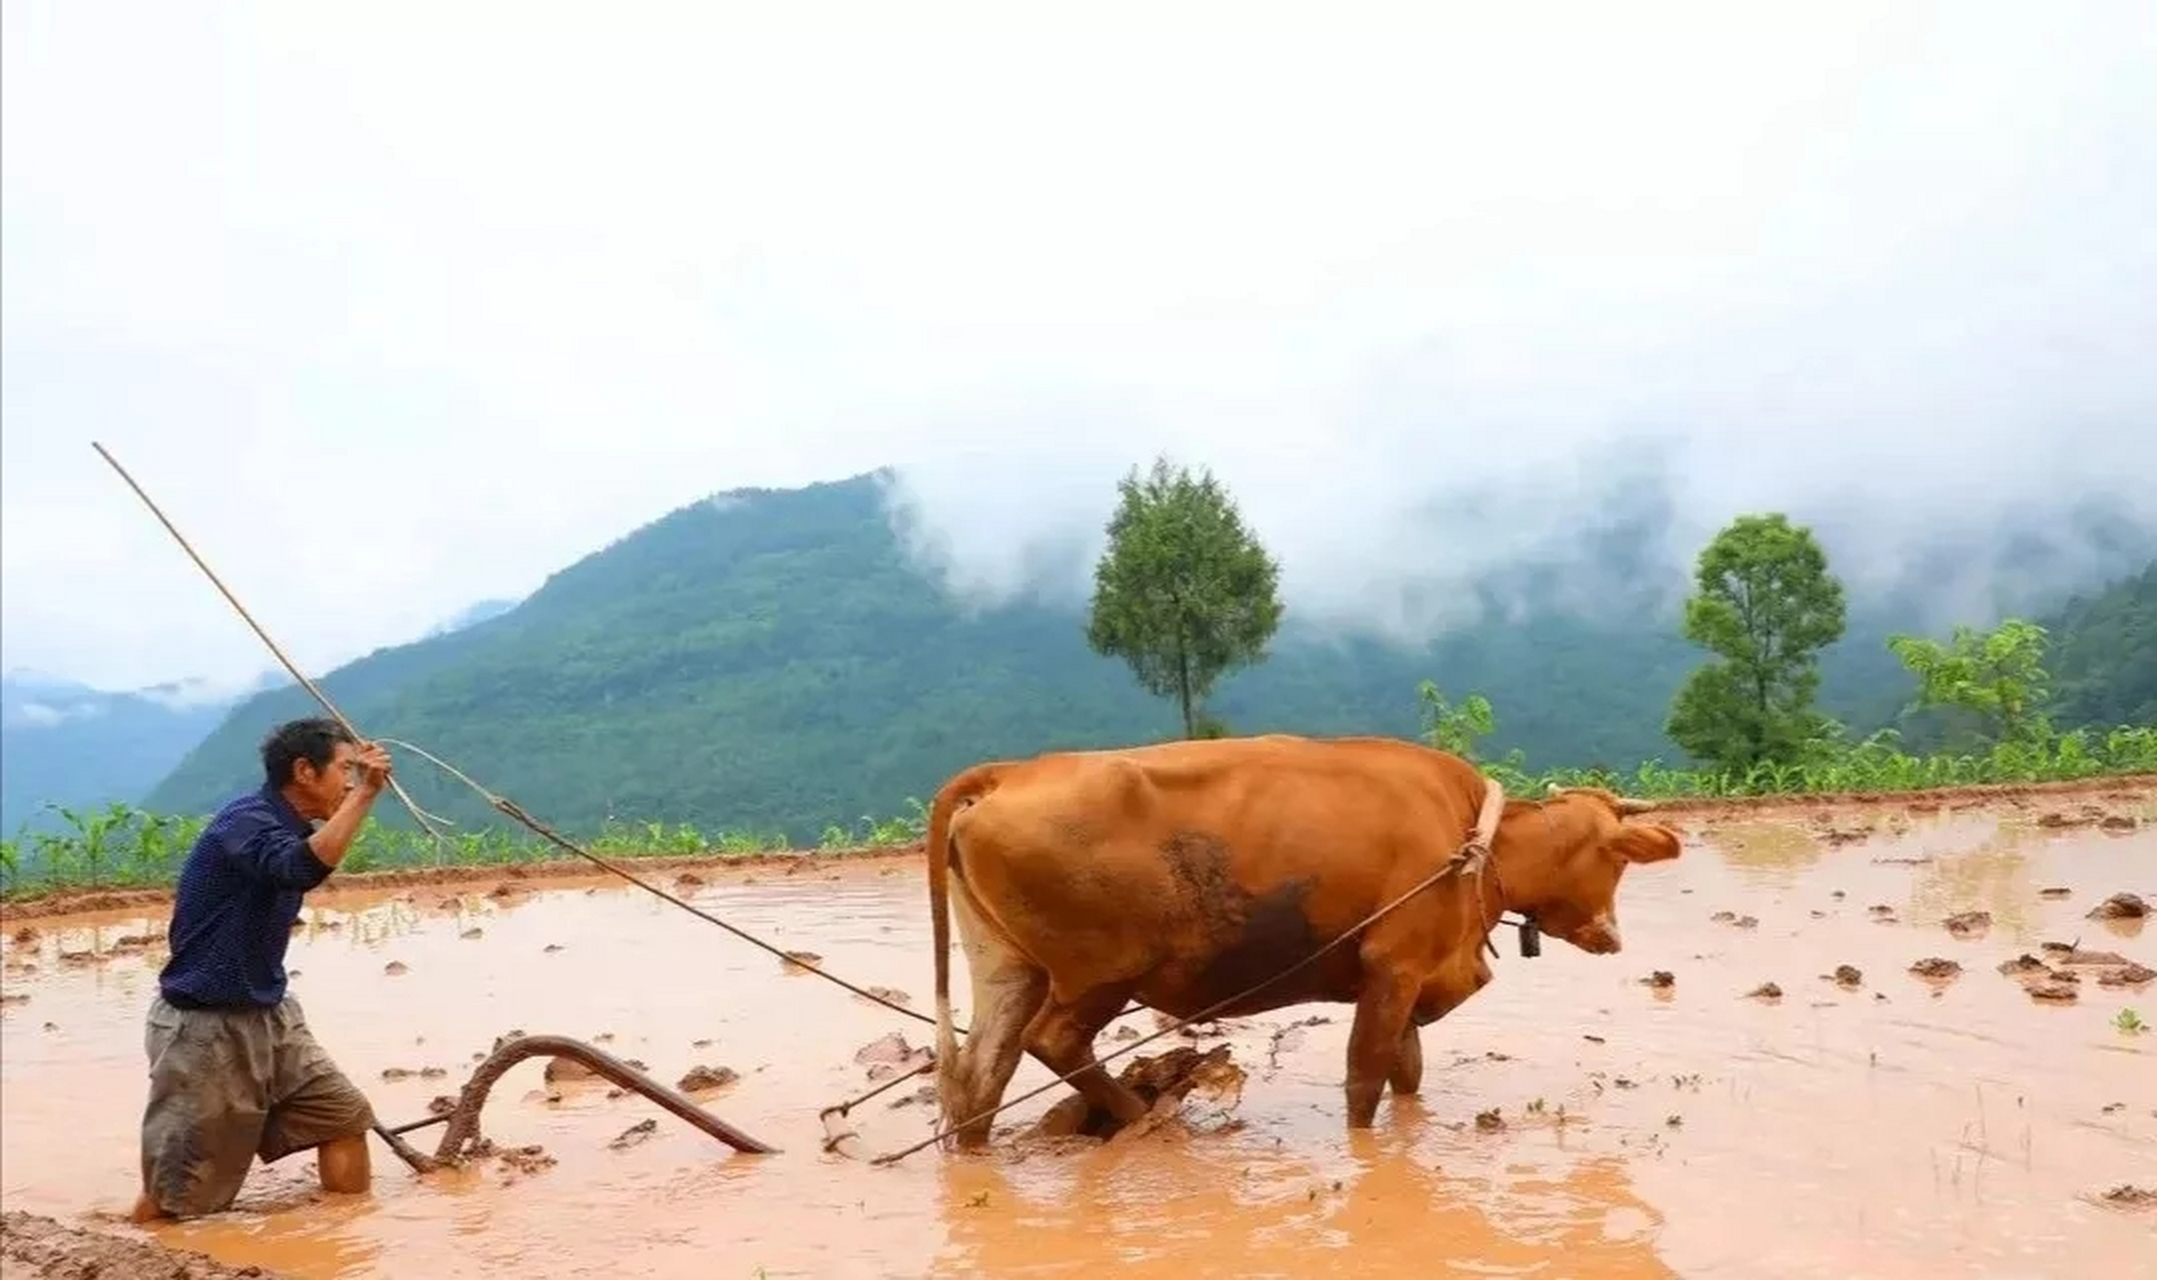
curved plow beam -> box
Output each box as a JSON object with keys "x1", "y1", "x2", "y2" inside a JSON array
[{"x1": 388, "y1": 1033, "x2": 780, "y2": 1167}]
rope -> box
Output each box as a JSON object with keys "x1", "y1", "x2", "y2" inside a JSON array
[
  {"x1": 88, "y1": 440, "x2": 937, "y2": 1032},
  {"x1": 866, "y1": 775, "x2": 1512, "y2": 1165},
  {"x1": 374, "y1": 737, "x2": 936, "y2": 1027}
]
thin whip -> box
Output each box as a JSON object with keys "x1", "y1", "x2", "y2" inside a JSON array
[
  {"x1": 91, "y1": 443, "x2": 457, "y2": 855},
  {"x1": 89, "y1": 440, "x2": 937, "y2": 1031}
]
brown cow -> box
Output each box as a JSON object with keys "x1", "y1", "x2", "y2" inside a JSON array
[{"x1": 923, "y1": 733, "x2": 1680, "y2": 1148}]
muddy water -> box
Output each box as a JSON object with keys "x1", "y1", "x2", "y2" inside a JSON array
[{"x1": 3, "y1": 803, "x2": 2154, "y2": 1280}]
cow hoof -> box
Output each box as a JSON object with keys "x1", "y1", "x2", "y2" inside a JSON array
[{"x1": 1035, "y1": 1095, "x2": 1136, "y2": 1140}]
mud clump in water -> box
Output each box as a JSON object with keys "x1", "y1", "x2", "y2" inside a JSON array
[
  {"x1": 2041, "y1": 942, "x2": 2132, "y2": 967},
  {"x1": 1909, "y1": 957, "x2": 1962, "y2": 979},
  {"x1": 468, "y1": 1142, "x2": 558, "y2": 1186},
  {"x1": 2087, "y1": 893, "x2": 2148, "y2": 921},
  {"x1": 1640, "y1": 970, "x2": 1676, "y2": 989},
  {"x1": 1827, "y1": 965, "x2": 1863, "y2": 988},
  {"x1": 678, "y1": 1064, "x2": 739, "y2": 1092},
  {"x1": 1, "y1": 1209, "x2": 281, "y2": 1278},
  {"x1": 540, "y1": 1053, "x2": 646, "y2": 1084},
  {"x1": 1997, "y1": 954, "x2": 2050, "y2": 977},
  {"x1": 1942, "y1": 911, "x2": 1992, "y2": 939},
  {"x1": 2039, "y1": 886, "x2": 2073, "y2": 900},
  {"x1": 1032, "y1": 1044, "x2": 1246, "y2": 1141},
  {"x1": 1745, "y1": 982, "x2": 1783, "y2": 1001},
  {"x1": 780, "y1": 950, "x2": 824, "y2": 972},
  {"x1": 2096, "y1": 962, "x2": 2156, "y2": 988},
  {"x1": 542, "y1": 1056, "x2": 595, "y2": 1084},
  {"x1": 609, "y1": 1118, "x2": 658, "y2": 1150},
  {"x1": 2100, "y1": 1185, "x2": 2157, "y2": 1212},
  {"x1": 854, "y1": 1030, "x2": 934, "y2": 1082}
]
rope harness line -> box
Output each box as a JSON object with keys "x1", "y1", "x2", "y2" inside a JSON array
[{"x1": 370, "y1": 737, "x2": 945, "y2": 1027}]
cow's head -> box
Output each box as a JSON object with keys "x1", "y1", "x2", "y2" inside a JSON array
[{"x1": 1494, "y1": 784, "x2": 1682, "y2": 955}]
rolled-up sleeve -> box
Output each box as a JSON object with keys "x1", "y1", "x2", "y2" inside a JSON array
[{"x1": 219, "y1": 809, "x2": 335, "y2": 891}]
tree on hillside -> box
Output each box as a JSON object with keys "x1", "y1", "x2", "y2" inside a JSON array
[
  {"x1": 1086, "y1": 456, "x2": 1285, "y2": 738},
  {"x1": 1416, "y1": 680, "x2": 1496, "y2": 758},
  {"x1": 2044, "y1": 561, "x2": 2157, "y2": 731},
  {"x1": 1888, "y1": 618, "x2": 2054, "y2": 748},
  {"x1": 1665, "y1": 513, "x2": 1847, "y2": 772}
]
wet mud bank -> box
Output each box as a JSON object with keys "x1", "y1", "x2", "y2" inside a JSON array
[
  {"x1": 5, "y1": 774, "x2": 2149, "y2": 926},
  {"x1": 0, "y1": 842, "x2": 922, "y2": 924},
  {"x1": 2, "y1": 779, "x2": 2154, "y2": 1279},
  {"x1": 1, "y1": 1210, "x2": 287, "y2": 1278}
]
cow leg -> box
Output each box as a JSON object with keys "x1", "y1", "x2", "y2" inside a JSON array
[
  {"x1": 1023, "y1": 983, "x2": 1151, "y2": 1136},
  {"x1": 941, "y1": 897, "x2": 1050, "y2": 1150},
  {"x1": 1389, "y1": 1024, "x2": 1424, "y2": 1095},
  {"x1": 1343, "y1": 973, "x2": 1417, "y2": 1128},
  {"x1": 1393, "y1": 951, "x2": 1492, "y2": 1095}
]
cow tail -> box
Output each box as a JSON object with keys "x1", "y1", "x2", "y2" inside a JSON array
[{"x1": 927, "y1": 762, "x2": 1000, "y2": 1076}]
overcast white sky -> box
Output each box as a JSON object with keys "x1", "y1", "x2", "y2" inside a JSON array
[{"x1": 4, "y1": 0, "x2": 2154, "y2": 697}]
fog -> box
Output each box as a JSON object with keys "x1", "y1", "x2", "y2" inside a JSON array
[{"x1": 4, "y1": 0, "x2": 2153, "y2": 691}]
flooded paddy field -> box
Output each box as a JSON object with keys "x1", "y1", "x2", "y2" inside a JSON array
[{"x1": 3, "y1": 782, "x2": 2155, "y2": 1279}]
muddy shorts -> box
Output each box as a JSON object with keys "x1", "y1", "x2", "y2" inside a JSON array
[{"x1": 138, "y1": 993, "x2": 376, "y2": 1218}]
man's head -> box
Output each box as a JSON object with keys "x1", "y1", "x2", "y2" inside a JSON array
[{"x1": 262, "y1": 717, "x2": 361, "y2": 821}]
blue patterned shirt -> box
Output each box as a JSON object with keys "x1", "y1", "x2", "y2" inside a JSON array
[{"x1": 157, "y1": 785, "x2": 334, "y2": 1009}]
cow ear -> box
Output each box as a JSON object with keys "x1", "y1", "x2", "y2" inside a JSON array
[{"x1": 1609, "y1": 823, "x2": 1682, "y2": 864}]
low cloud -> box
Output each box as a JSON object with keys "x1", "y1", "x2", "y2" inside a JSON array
[
  {"x1": 4, "y1": 2, "x2": 2153, "y2": 687},
  {"x1": 8, "y1": 700, "x2": 102, "y2": 729}
]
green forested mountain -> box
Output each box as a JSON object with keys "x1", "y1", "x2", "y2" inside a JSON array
[
  {"x1": 2046, "y1": 561, "x2": 2157, "y2": 729},
  {"x1": 140, "y1": 473, "x2": 2153, "y2": 844}
]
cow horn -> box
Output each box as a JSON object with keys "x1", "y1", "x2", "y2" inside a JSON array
[{"x1": 1614, "y1": 796, "x2": 1658, "y2": 815}]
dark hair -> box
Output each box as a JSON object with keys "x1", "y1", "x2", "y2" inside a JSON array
[{"x1": 261, "y1": 717, "x2": 357, "y2": 788}]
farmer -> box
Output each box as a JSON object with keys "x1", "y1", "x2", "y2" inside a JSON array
[{"x1": 130, "y1": 717, "x2": 394, "y2": 1222}]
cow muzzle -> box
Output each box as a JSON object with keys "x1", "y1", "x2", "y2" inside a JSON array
[{"x1": 1566, "y1": 913, "x2": 1622, "y2": 955}]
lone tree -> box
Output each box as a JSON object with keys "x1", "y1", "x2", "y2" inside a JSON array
[
  {"x1": 1888, "y1": 617, "x2": 2053, "y2": 748},
  {"x1": 1086, "y1": 455, "x2": 1284, "y2": 738},
  {"x1": 1665, "y1": 512, "x2": 1847, "y2": 772}
]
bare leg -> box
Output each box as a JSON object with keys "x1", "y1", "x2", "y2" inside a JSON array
[
  {"x1": 1024, "y1": 983, "x2": 1151, "y2": 1134},
  {"x1": 1343, "y1": 973, "x2": 1417, "y2": 1128},
  {"x1": 317, "y1": 1134, "x2": 371, "y2": 1194}
]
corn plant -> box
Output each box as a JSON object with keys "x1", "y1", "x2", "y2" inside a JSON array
[{"x1": 2, "y1": 721, "x2": 2150, "y2": 901}]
